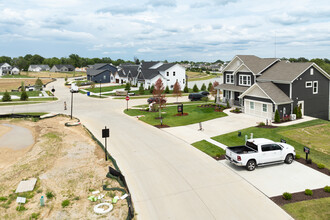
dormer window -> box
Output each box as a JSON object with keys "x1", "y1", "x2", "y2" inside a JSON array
[
  {"x1": 226, "y1": 74, "x2": 234, "y2": 84},
  {"x1": 239, "y1": 75, "x2": 251, "y2": 86}
]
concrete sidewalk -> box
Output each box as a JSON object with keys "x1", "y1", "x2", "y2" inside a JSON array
[{"x1": 205, "y1": 138, "x2": 228, "y2": 150}]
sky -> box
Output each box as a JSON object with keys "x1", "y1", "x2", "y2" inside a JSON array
[{"x1": 0, "y1": 0, "x2": 329, "y2": 62}]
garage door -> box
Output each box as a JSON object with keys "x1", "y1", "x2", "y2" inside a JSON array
[{"x1": 244, "y1": 99, "x2": 273, "y2": 120}]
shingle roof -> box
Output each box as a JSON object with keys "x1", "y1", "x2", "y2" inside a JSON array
[
  {"x1": 54, "y1": 64, "x2": 74, "y2": 69},
  {"x1": 156, "y1": 63, "x2": 176, "y2": 71},
  {"x1": 215, "y1": 84, "x2": 249, "y2": 93},
  {"x1": 141, "y1": 61, "x2": 159, "y2": 69},
  {"x1": 257, "y1": 61, "x2": 312, "y2": 82},
  {"x1": 86, "y1": 69, "x2": 108, "y2": 76},
  {"x1": 120, "y1": 65, "x2": 139, "y2": 77},
  {"x1": 236, "y1": 55, "x2": 278, "y2": 74},
  {"x1": 257, "y1": 82, "x2": 292, "y2": 104}
]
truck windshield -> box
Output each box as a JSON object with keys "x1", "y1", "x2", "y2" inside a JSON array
[{"x1": 246, "y1": 141, "x2": 258, "y2": 151}]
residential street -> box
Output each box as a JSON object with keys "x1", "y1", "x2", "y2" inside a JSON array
[{"x1": 0, "y1": 79, "x2": 293, "y2": 219}]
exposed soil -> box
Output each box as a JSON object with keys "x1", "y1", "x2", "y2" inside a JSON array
[
  {"x1": 295, "y1": 158, "x2": 330, "y2": 176},
  {"x1": 0, "y1": 78, "x2": 53, "y2": 92},
  {"x1": 154, "y1": 124, "x2": 170, "y2": 128},
  {"x1": 0, "y1": 116, "x2": 127, "y2": 219},
  {"x1": 256, "y1": 125, "x2": 278, "y2": 129},
  {"x1": 271, "y1": 188, "x2": 330, "y2": 206},
  {"x1": 212, "y1": 155, "x2": 226, "y2": 161},
  {"x1": 174, "y1": 113, "x2": 189, "y2": 116}
]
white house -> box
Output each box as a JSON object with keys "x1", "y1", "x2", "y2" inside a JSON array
[
  {"x1": 11, "y1": 67, "x2": 20, "y2": 75},
  {"x1": 0, "y1": 63, "x2": 12, "y2": 76},
  {"x1": 28, "y1": 65, "x2": 50, "y2": 72}
]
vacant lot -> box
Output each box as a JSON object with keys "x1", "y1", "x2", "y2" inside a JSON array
[
  {"x1": 20, "y1": 71, "x2": 86, "y2": 78},
  {"x1": 0, "y1": 79, "x2": 53, "y2": 92},
  {"x1": 186, "y1": 71, "x2": 219, "y2": 81},
  {"x1": 0, "y1": 116, "x2": 127, "y2": 219}
]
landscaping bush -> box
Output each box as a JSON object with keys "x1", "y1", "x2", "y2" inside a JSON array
[
  {"x1": 226, "y1": 100, "x2": 230, "y2": 109},
  {"x1": 165, "y1": 86, "x2": 170, "y2": 94},
  {"x1": 201, "y1": 83, "x2": 206, "y2": 91},
  {"x1": 34, "y1": 78, "x2": 43, "y2": 91},
  {"x1": 201, "y1": 96, "x2": 209, "y2": 102},
  {"x1": 207, "y1": 82, "x2": 212, "y2": 91},
  {"x1": 317, "y1": 163, "x2": 325, "y2": 169},
  {"x1": 150, "y1": 85, "x2": 154, "y2": 93},
  {"x1": 0, "y1": 196, "x2": 7, "y2": 201},
  {"x1": 46, "y1": 191, "x2": 54, "y2": 199},
  {"x1": 20, "y1": 91, "x2": 29, "y2": 101},
  {"x1": 258, "y1": 122, "x2": 265, "y2": 126},
  {"x1": 61, "y1": 199, "x2": 70, "y2": 208},
  {"x1": 282, "y1": 192, "x2": 292, "y2": 200},
  {"x1": 324, "y1": 186, "x2": 330, "y2": 193},
  {"x1": 234, "y1": 108, "x2": 241, "y2": 113},
  {"x1": 139, "y1": 84, "x2": 145, "y2": 95},
  {"x1": 304, "y1": 189, "x2": 313, "y2": 196},
  {"x1": 295, "y1": 154, "x2": 301, "y2": 159},
  {"x1": 2, "y1": 91, "x2": 11, "y2": 102},
  {"x1": 274, "y1": 109, "x2": 280, "y2": 123},
  {"x1": 183, "y1": 85, "x2": 189, "y2": 93},
  {"x1": 193, "y1": 84, "x2": 199, "y2": 92},
  {"x1": 124, "y1": 83, "x2": 131, "y2": 92}
]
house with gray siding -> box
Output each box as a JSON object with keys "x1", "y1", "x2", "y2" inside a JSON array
[
  {"x1": 50, "y1": 64, "x2": 74, "y2": 72},
  {"x1": 87, "y1": 63, "x2": 117, "y2": 83},
  {"x1": 216, "y1": 55, "x2": 330, "y2": 121}
]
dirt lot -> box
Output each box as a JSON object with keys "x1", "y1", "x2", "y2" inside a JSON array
[
  {"x1": 0, "y1": 116, "x2": 128, "y2": 219},
  {"x1": 0, "y1": 79, "x2": 54, "y2": 92},
  {"x1": 20, "y1": 71, "x2": 86, "y2": 78}
]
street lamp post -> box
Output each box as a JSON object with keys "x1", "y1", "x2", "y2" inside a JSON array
[
  {"x1": 70, "y1": 91, "x2": 74, "y2": 119},
  {"x1": 99, "y1": 80, "x2": 101, "y2": 98}
]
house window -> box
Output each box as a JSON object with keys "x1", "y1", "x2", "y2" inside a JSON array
[
  {"x1": 239, "y1": 75, "x2": 251, "y2": 86},
  {"x1": 310, "y1": 68, "x2": 314, "y2": 75},
  {"x1": 171, "y1": 85, "x2": 173, "y2": 88},
  {"x1": 262, "y1": 104, "x2": 267, "y2": 112},
  {"x1": 183, "y1": 79, "x2": 185, "y2": 84},
  {"x1": 103, "y1": 75, "x2": 106, "y2": 79},
  {"x1": 173, "y1": 71, "x2": 175, "y2": 76},
  {"x1": 225, "y1": 74, "x2": 234, "y2": 84},
  {"x1": 313, "y1": 81, "x2": 318, "y2": 94},
  {"x1": 167, "y1": 72, "x2": 169, "y2": 76},
  {"x1": 250, "y1": 102, "x2": 254, "y2": 110},
  {"x1": 283, "y1": 107, "x2": 286, "y2": 116},
  {"x1": 305, "y1": 81, "x2": 312, "y2": 88}
]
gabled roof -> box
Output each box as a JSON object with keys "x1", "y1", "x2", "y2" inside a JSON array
[
  {"x1": 257, "y1": 61, "x2": 321, "y2": 82},
  {"x1": 120, "y1": 65, "x2": 139, "y2": 77},
  {"x1": 215, "y1": 84, "x2": 249, "y2": 93},
  {"x1": 29, "y1": 64, "x2": 50, "y2": 69},
  {"x1": 91, "y1": 63, "x2": 117, "y2": 71},
  {"x1": 53, "y1": 64, "x2": 74, "y2": 69},
  {"x1": 141, "y1": 61, "x2": 160, "y2": 69},
  {"x1": 87, "y1": 69, "x2": 108, "y2": 76},
  {"x1": 236, "y1": 55, "x2": 279, "y2": 74},
  {"x1": 156, "y1": 63, "x2": 176, "y2": 71},
  {"x1": 141, "y1": 68, "x2": 161, "y2": 79},
  {"x1": 240, "y1": 82, "x2": 292, "y2": 104},
  {"x1": 0, "y1": 63, "x2": 10, "y2": 66}
]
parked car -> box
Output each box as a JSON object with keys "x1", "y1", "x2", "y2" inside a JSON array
[
  {"x1": 188, "y1": 91, "x2": 210, "y2": 101},
  {"x1": 70, "y1": 83, "x2": 79, "y2": 93},
  {"x1": 225, "y1": 138, "x2": 296, "y2": 171},
  {"x1": 147, "y1": 97, "x2": 166, "y2": 104}
]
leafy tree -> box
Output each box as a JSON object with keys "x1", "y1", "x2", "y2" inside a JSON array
[
  {"x1": 165, "y1": 85, "x2": 170, "y2": 94},
  {"x1": 297, "y1": 106, "x2": 302, "y2": 119},
  {"x1": 193, "y1": 84, "x2": 199, "y2": 92},
  {"x1": 0, "y1": 56, "x2": 12, "y2": 64},
  {"x1": 274, "y1": 109, "x2": 280, "y2": 123},
  {"x1": 173, "y1": 81, "x2": 182, "y2": 102},
  {"x1": 30, "y1": 54, "x2": 45, "y2": 64},
  {"x1": 134, "y1": 56, "x2": 140, "y2": 64},
  {"x1": 210, "y1": 81, "x2": 220, "y2": 102},
  {"x1": 201, "y1": 83, "x2": 206, "y2": 91},
  {"x1": 20, "y1": 91, "x2": 29, "y2": 101},
  {"x1": 207, "y1": 82, "x2": 212, "y2": 91},
  {"x1": 69, "y1": 54, "x2": 81, "y2": 67},
  {"x1": 183, "y1": 85, "x2": 189, "y2": 93},
  {"x1": 2, "y1": 90, "x2": 11, "y2": 102},
  {"x1": 34, "y1": 78, "x2": 43, "y2": 91},
  {"x1": 124, "y1": 83, "x2": 131, "y2": 92},
  {"x1": 153, "y1": 78, "x2": 166, "y2": 118},
  {"x1": 21, "y1": 81, "x2": 25, "y2": 92},
  {"x1": 139, "y1": 84, "x2": 145, "y2": 95},
  {"x1": 150, "y1": 84, "x2": 154, "y2": 93}
]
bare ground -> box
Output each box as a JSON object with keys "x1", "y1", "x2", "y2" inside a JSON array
[
  {"x1": 0, "y1": 116, "x2": 128, "y2": 219},
  {"x1": 0, "y1": 79, "x2": 53, "y2": 92}
]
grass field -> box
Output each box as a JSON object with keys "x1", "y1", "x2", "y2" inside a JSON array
[
  {"x1": 1, "y1": 75, "x2": 33, "y2": 78},
  {"x1": 20, "y1": 71, "x2": 86, "y2": 78},
  {"x1": 211, "y1": 119, "x2": 330, "y2": 168},
  {"x1": 124, "y1": 104, "x2": 227, "y2": 127},
  {"x1": 85, "y1": 85, "x2": 125, "y2": 93},
  {"x1": 0, "y1": 78, "x2": 53, "y2": 92},
  {"x1": 0, "y1": 91, "x2": 41, "y2": 96},
  {"x1": 186, "y1": 71, "x2": 219, "y2": 81},
  {"x1": 282, "y1": 197, "x2": 330, "y2": 220},
  {"x1": 192, "y1": 140, "x2": 226, "y2": 157}
]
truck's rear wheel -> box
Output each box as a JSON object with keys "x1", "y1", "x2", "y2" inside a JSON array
[
  {"x1": 285, "y1": 154, "x2": 294, "y2": 164},
  {"x1": 246, "y1": 160, "x2": 256, "y2": 171}
]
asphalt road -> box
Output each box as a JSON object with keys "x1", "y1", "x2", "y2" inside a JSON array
[{"x1": 0, "y1": 79, "x2": 292, "y2": 219}]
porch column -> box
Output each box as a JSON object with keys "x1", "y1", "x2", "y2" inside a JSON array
[{"x1": 216, "y1": 89, "x2": 220, "y2": 103}]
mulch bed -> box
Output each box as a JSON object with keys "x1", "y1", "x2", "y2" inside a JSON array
[
  {"x1": 295, "y1": 158, "x2": 329, "y2": 176},
  {"x1": 154, "y1": 117, "x2": 163, "y2": 119},
  {"x1": 256, "y1": 125, "x2": 278, "y2": 128},
  {"x1": 212, "y1": 155, "x2": 226, "y2": 161},
  {"x1": 230, "y1": 111, "x2": 242, "y2": 114},
  {"x1": 174, "y1": 113, "x2": 189, "y2": 116},
  {"x1": 154, "y1": 124, "x2": 170, "y2": 128},
  {"x1": 271, "y1": 188, "x2": 330, "y2": 206}
]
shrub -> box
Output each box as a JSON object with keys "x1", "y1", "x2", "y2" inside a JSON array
[
  {"x1": 16, "y1": 205, "x2": 27, "y2": 211},
  {"x1": 183, "y1": 85, "x2": 189, "y2": 93},
  {"x1": 293, "y1": 106, "x2": 298, "y2": 115},
  {"x1": 201, "y1": 83, "x2": 206, "y2": 91},
  {"x1": 165, "y1": 86, "x2": 170, "y2": 94},
  {"x1": 65, "y1": 76, "x2": 68, "y2": 82},
  {"x1": 215, "y1": 153, "x2": 221, "y2": 157},
  {"x1": 20, "y1": 91, "x2": 29, "y2": 101},
  {"x1": 282, "y1": 192, "x2": 292, "y2": 200},
  {"x1": 201, "y1": 96, "x2": 209, "y2": 102},
  {"x1": 324, "y1": 186, "x2": 330, "y2": 193},
  {"x1": 90, "y1": 81, "x2": 95, "y2": 89},
  {"x1": 207, "y1": 82, "x2": 212, "y2": 91},
  {"x1": 295, "y1": 154, "x2": 301, "y2": 159},
  {"x1": 304, "y1": 189, "x2": 313, "y2": 196},
  {"x1": 139, "y1": 84, "x2": 144, "y2": 95},
  {"x1": 0, "y1": 196, "x2": 7, "y2": 201},
  {"x1": 317, "y1": 163, "x2": 325, "y2": 169},
  {"x1": 124, "y1": 83, "x2": 131, "y2": 92},
  {"x1": 150, "y1": 85, "x2": 154, "y2": 93},
  {"x1": 61, "y1": 199, "x2": 70, "y2": 208},
  {"x1": 31, "y1": 212, "x2": 40, "y2": 219},
  {"x1": 46, "y1": 191, "x2": 54, "y2": 199},
  {"x1": 226, "y1": 100, "x2": 230, "y2": 109},
  {"x1": 234, "y1": 108, "x2": 241, "y2": 113},
  {"x1": 274, "y1": 110, "x2": 280, "y2": 123},
  {"x1": 2, "y1": 91, "x2": 11, "y2": 102},
  {"x1": 193, "y1": 84, "x2": 199, "y2": 92},
  {"x1": 34, "y1": 78, "x2": 43, "y2": 91},
  {"x1": 258, "y1": 122, "x2": 265, "y2": 126}
]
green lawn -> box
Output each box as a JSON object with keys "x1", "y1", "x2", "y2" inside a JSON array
[
  {"x1": 0, "y1": 102, "x2": 43, "y2": 106},
  {"x1": 211, "y1": 119, "x2": 330, "y2": 168},
  {"x1": 0, "y1": 91, "x2": 41, "y2": 97},
  {"x1": 192, "y1": 140, "x2": 225, "y2": 157},
  {"x1": 282, "y1": 197, "x2": 330, "y2": 220},
  {"x1": 85, "y1": 85, "x2": 125, "y2": 93},
  {"x1": 1, "y1": 75, "x2": 33, "y2": 78},
  {"x1": 124, "y1": 104, "x2": 227, "y2": 127}
]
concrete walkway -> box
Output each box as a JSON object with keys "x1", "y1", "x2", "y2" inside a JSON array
[{"x1": 205, "y1": 138, "x2": 227, "y2": 150}]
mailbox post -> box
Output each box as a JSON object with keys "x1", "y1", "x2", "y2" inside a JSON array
[
  {"x1": 102, "y1": 126, "x2": 110, "y2": 161},
  {"x1": 304, "y1": 146, "x2": 310, "y2": 161}
]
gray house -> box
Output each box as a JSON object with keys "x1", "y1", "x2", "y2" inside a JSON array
[
  {"x1": 216, "y1": 55, "x2": 330, "y2": 121},
  {"x1": 50, "y1": 64, "x2": 75, "y2": 72},
  {"x1": 87, "y1": 63, "x2": 117, "y2": 83}
]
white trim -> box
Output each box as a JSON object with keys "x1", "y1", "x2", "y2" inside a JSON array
[
  {"x1": 291, "y1": 63, "x2": 330, "y2": 83},
  {"x1": 238, "y1": 74, "x2": 251, "y2": 86},
  {"x1": 257, "y1": 79, "x2": 291, "y2": 84},
  {"x1": 262, "y1": 103, "x2": 267, "y2": 112},
  {"x1": 225, "y1": 73, "x2": 234, "y2": 84},
  {"x1": 313, "y1": 81, "x2": 318, "y2": 94},
  {"x1": 305, "y1": 81, "x2": 312, "y2": 88},
  {"x1": 221, "y1": 56, "x2": 242, "y2": 73},
  {"x1": 233, "y1": 63, "x2": 254, "y2": 75},
  {"x1": 289, "y1": 83, "x2": 292, "y2": 99}
]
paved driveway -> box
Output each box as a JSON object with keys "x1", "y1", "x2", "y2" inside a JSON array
[{"x1": 220, "y1": 160, "x2": 330, "y2": 197}]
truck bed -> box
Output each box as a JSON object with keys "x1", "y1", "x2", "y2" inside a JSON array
[{"x1": 227, "y1": 145, "x2": 256, "y2": 154}]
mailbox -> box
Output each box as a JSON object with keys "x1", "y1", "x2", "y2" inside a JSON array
[
  {"x1": 177, "y1": 104, "x2": 183, "y2": 113},
  {"x1": 304, "y1": 146, "x2": 310, "y2": 154}
]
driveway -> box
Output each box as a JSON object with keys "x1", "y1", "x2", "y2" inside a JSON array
[
  {"x1": 0, "y1": 79, "x2": 293, "y2": 219},
  {"x1": 162, "y1": 110, "x2": 262, "y2": 144},
  {"x1": 220, "y1": 160, "x2": 330, "y2": 197}
]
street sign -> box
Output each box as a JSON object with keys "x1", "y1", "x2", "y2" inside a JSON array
[
  {"x1": 51, "y1": 88, "x2": 55, "y2": 93},
  {"x1": 125, "y1": 96, "x2": 130, "y2": 101},
  {"x1": 102, "y1": 128, "x2": 110, "y2": 138}
]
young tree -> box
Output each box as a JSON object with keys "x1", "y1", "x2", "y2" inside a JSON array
[
  {"x1": 20, "y1": 90, "x2": 29, "y2": 101},
  {"x1": 2, "y1": 90, "x2": 11, "y2": 102},
  {"x1": 21, "y1": 81, "x2": 25, "y2": 92},
  {"x1": 150, "y1": 84, "x2": 154, "y2": 93},
  {"x1": 274, "y1": 109, "x2": 280, "y2": 123},
  {"x1": 193, "y1": 84, "x2": 199, "y2": 92},
  {"x1": 165, "y1": 85, "x2": 170, "y2": 94},
  {"x1": 297, "y1": 106, "x2": 302, "y2": 119},
  {"x1": 139, "y1": 83, "x2": 145, "y2": 95},
  {"x1": 207, "y1": 82, "x2": 212, "y2": 91},
  {"x1": 125, "y1": 82, "x2": 131, "y2": 92},
  {"x1": 173, "y1": 81, "x2": 182, "y2": 102},
  {"x1": 153, "y1": 78, "x2": 166, "y2": 118},
  {"x1": 34, "y1": 78, "x2": 43, "y2": 91},
  {"x1": 90, "y1": 81, "x2": 95, "y2": 89},
  {"x1": 210, "y1": 81, "x2": 220, "y2": 103},
  {"x1": 183, "y1": 85, "x2": 189, "y2": 93},
  {"x1": 201, "y1": 83, "x2": 206, "y2": 91}
]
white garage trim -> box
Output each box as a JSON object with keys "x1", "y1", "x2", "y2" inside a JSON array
[{"x1": 244, "y1": 99, "x2": 273, "y2": 120}]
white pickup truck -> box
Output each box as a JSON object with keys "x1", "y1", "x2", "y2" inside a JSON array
[{"x1": 225, "y1": 138, "x2": 296, "y2": 171}]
